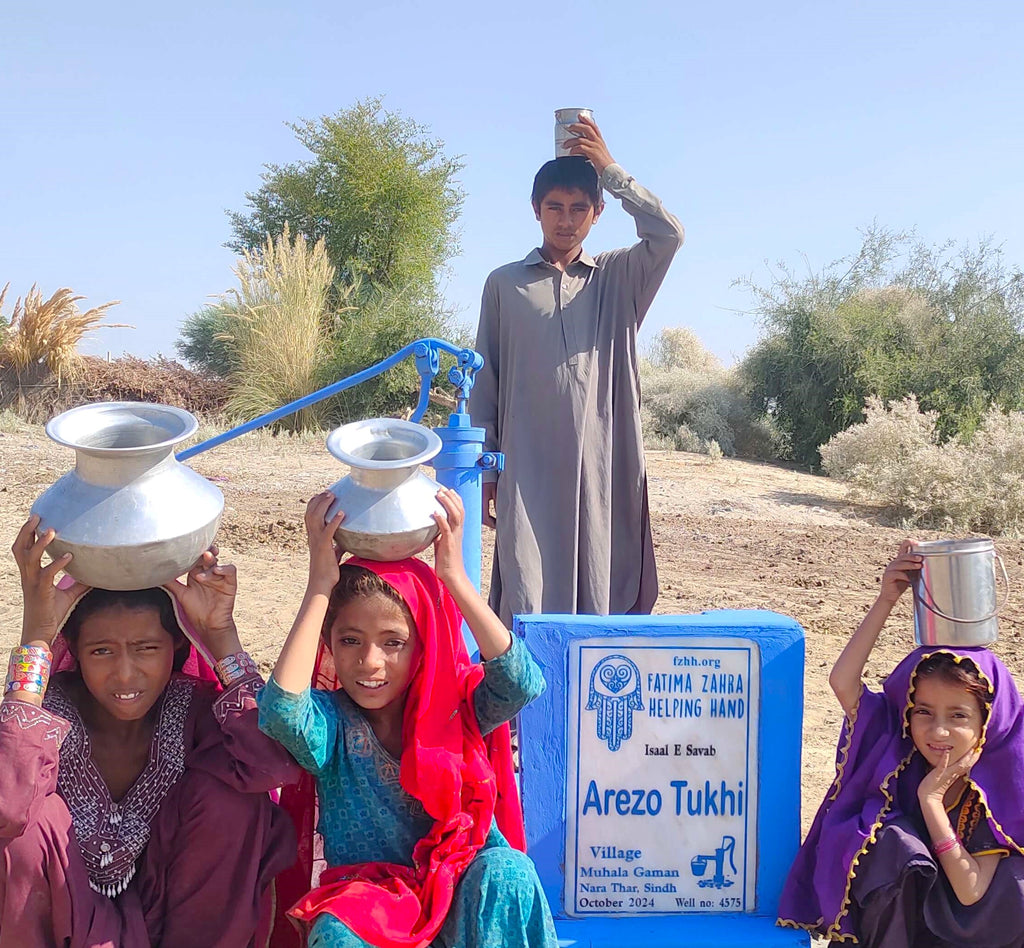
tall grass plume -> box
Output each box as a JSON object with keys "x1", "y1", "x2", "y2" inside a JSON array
[
  {"x1": 0, "y1": 283, "x2": 123, "y2": 380},
  {"x1": 218, "y1": 225, "x2": 335, "y2": 431}
]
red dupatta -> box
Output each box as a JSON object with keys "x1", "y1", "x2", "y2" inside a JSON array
[{"x1": 273, "y1": 557, "x2": 525, "y2": 948}]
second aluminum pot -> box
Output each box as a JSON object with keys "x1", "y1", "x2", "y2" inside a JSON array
[
  {"x1": 325, "y1": 418, "x2": 444, "y2": 561},
  {"x1": 911, "y1": 538, "x2": 1009, "y2": 647}
]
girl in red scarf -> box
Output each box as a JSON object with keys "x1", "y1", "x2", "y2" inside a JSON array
[{"x1": 258, "y1": 487, "x2": 557, "y2": 948}]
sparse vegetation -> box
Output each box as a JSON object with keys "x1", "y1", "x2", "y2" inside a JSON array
[
  {"x1": 3, "y1": 355, "x2": 227, "y2": 423},
  {"x1": 216, "y1": 225, "x2": 334, "y2": 431},
  {"x1": 0, "y1": 283, "x2": 131, "y2": 416},
  {"x1": 640, "y1": 327, "x2": 782, "y2": 459},
  {"x1": 821, "y1": 395, "x2": 1024, "y2": 534},
  {"x1": 739, "y1": 227, "x2": 1024, "y2": 467}
]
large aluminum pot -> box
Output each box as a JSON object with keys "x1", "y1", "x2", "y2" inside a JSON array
[
  {"x1": 911, "y1": 538, "x2": 1009, "y2": 647},
  {"x1": 326, "y1": 418, "x2": 443, "y2": 562},
  {"x1": 30, "y1": 402, "x2": 224, "y2": 590}
]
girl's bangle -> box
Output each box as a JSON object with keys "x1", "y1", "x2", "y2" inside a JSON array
[
  {"x1": 5, "y1": 645, "x2": 53, "y2": 697},
  {"x1": 213, "y1": 650, "x2": 259, "y2": 687},
  {"x1": 933, "y1": 834, "x2": 960, "y2": 856}
]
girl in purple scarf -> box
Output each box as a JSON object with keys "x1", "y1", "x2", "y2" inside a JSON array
[{"x1": 779, "y1": 541, "x2": 1024, "y2": 946}]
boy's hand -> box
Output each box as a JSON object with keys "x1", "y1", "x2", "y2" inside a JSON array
[
  {"x1": 305, "y1": 491, "x2": 344, "y2": 594},
  {"x1": 12, "y1": 515, "x2": 90, "y2": 647},
  {"x1": 879, "y1": 540, "x2": 923, "y2": 606},
  {"x1": 563, "y1": 113, "x2": 615, "y2": 174},
  {"x1": 432, "y1": 487, "x2": 467, "y2": 589},
  {"x1": 482, "y1": 482, "x2": 497, "y2": 529}
]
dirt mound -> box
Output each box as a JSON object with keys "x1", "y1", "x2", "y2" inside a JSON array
[{"x1": 1, "y1": 356, "x2": 227, "y2": 421}]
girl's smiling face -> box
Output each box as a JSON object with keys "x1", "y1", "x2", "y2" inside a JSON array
[
  {"x1": 909, "y1": 674, "x2": 985, "y2": 768},
  {"x1": 328, "y1": 592, "x2": 419, "y2": 714}
]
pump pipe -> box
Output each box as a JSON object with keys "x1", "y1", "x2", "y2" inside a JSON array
[{"x1": 175, "y1": 339, "x2": 502, "y2": 617}]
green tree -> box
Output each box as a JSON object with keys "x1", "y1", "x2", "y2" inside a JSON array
[
  {"x1": 177, "y1": 301, "x2": 241, "y2": 377},
  {"x1": 227, "y1": 97, "x2": 463, "y2": 294},
  {"x1": 176, "y1": 98, "x2": 467, "y2": 424},
  {"x1": 738, "y1": 227, "x2": 1024, "y2": 467}
]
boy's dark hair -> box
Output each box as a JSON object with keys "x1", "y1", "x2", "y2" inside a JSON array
[
  {"x1": 321, "y1": 564, "x2": 410, "y2": 644},
  {"x1": 531, "y1": 156, "x2": 602, "y2": 210},
  {"x1": 63, "y1": 587, "x2": 190, "y2": 671},
  {"x1": 912, "y1": 652, "x2": 992, "y2": 719}
]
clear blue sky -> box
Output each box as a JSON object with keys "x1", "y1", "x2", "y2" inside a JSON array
[{"x1": 3, "y1": 0, "x2": 1022, "y2": 367}]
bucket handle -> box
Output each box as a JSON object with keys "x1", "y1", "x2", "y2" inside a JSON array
[{"x1": 916, "y1": 553, "x2": 1010, "y2": 624}]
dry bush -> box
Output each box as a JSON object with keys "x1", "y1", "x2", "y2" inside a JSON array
[
  {"x1": 640, "y1": 327, "x2": 782, "y2": 459},
  {"x1": 645, "y1": 326, "x2": 722, "y2": 375},
  {"x1": 2, "y1": 356, "x2": 228, "y2": 423},
  {"x1": 0, "y1": 284, "x2": 123, "y2": 380},
  {"x1": 821, "y1": 396, "x2": 1024, "y2": 534},
  {"x1": 218, "y1": 225, "x2": 334, "y2": 431}
]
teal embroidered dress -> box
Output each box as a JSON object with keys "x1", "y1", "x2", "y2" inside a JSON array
[{"x1": 258, "y1": 636, "x2": 558, "y2": 948}]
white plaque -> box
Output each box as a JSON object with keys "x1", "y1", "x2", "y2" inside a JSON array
[{"x1": 565, "y1": 636, "x2": 760, "y2": 915}]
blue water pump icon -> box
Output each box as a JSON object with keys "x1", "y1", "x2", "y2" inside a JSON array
[{"x1": 690, "y1": 836, "x2": 737, "y2": 889}]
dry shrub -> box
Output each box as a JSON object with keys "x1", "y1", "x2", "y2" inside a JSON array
[
  {"x1": 821, "y1": 395, "x2": 1024, "y2": 533},
  {"x1": 0, "y1": 284, "x2": 124, "y2": 380},
  {"x1": 641, "y1": 327, "x2": 782, "y2": 459},
  {"x1": 218, "y1": 225, "x2": 334, "y2": 431},
  {"x1": 3, "y1": 356, "x2": 227, "y2": 423}
]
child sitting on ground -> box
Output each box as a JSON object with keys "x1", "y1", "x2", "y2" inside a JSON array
[
  {"x1": 0, "y1": 517, "x2": 299, "y2": 948},
  {"x1": 778, "y1": 540, "x2": 1024, "y2": 946},
  {"x1": 258, "y1": 487, "x2": 558, "y2": 948}
]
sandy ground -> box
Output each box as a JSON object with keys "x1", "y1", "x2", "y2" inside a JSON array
[{"x1": 3, "y1": 418, "x2": 1024, "y2": 834}]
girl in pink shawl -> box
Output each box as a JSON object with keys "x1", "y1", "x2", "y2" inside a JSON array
[
  {"x1": 778, "y1": 541, "x2": 1024, "y2": 946},
  {"x1": 0, "y1": 516, "x2": 301, "y2": 948}
]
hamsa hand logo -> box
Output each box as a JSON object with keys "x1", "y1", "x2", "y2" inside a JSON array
[{"x1": 587, "y1": 655, "x2": 643, "y2": 752}]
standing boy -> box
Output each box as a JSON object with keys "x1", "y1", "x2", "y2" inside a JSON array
[{"x1": 471, "y1": 115, "x2": 684, "y2": 625}]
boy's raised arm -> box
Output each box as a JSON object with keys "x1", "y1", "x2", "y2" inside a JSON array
[{"x1": 565, "y1": 113, "x2": 684, "y2": 323}]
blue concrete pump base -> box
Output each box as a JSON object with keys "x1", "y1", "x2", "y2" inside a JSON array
[
  {"x1": 555, "y1": 914, "x2": 806, "y2": 946},
  {"x1": 516, "y1": 610, "x2": 810, "y2": 948}
]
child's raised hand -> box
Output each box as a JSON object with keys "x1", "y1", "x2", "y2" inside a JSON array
[
  {"x1": 918, "y1": 745, "x2": 982, "y2": 805},
  {"x1": 305, "y1": 491, "x2": 345, "y2": 593},
  {"x1": 163, "y1": 546, "x2": 239, "y2": 650},
  {"x1": 879, "y1": 540, "x2": 923, "y2": 606},
  {"x1": 432, "y1": 487, "x2": 467, "y2": 590},
  {"x1": 12, "y1": 515, "x2": 90, "y2": 647}
]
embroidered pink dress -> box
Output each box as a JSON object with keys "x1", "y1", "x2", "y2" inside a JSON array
[{"x1": 0, "y1": 669, "x2": 300, "y2": 948}]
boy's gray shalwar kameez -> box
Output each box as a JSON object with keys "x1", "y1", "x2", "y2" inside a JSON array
[{"x1": 471, "y1": 163, "x2": 684, "y2": 626}]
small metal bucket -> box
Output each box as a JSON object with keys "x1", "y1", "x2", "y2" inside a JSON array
[
  {"x1": 554, "y1": 108, "x2": 593, "y2": 157},
  {"x1": 911, "y1": 538, "x2": 1009, "y2": 647}
]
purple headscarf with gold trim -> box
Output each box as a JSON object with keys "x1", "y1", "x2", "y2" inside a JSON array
[{"x1": 778, "y1": 647, "x2": 1024, "y2": 941}]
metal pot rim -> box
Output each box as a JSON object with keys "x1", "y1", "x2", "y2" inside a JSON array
[
  {"x1": 326, "y1": 418, "x2": 442, "y2": 471},
  {"x1": 45, "y1": 402, "x2": 199, "y2": 454},
  {"x1": 911, "y1": 537, "x2": 995, "y2": 556}
]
